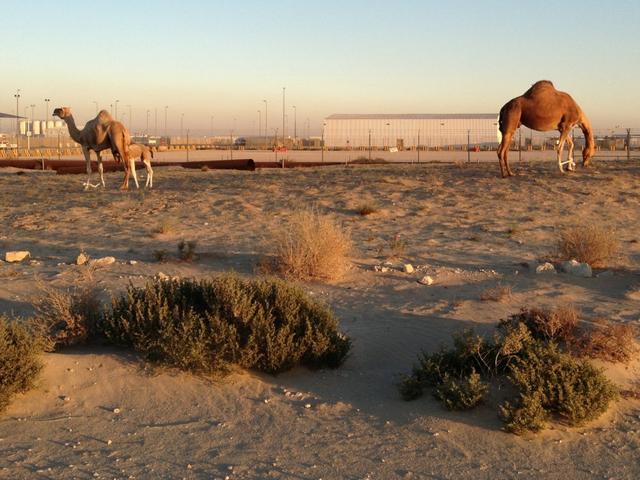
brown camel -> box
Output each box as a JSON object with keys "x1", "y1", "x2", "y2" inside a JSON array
[
  {"x1": 497, "y1": 81, "x2": 595, "y2": 178},
  {"x1": 122, "y1": 143, "x2": 154, "y2": 189},
  {"x1": 53, "y1": 107, "x2": 131, "y2": 189}
]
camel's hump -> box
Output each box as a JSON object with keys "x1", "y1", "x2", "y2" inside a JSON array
[{"x1": 523, "y1": 80, "x2": 556, "y2": 97}]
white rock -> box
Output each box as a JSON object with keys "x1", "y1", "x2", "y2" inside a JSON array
[
  {"x1": 76, "y1": 252, "x2": 89, "y2": 265},
  {"x1": 535, "y1": 262, "x2": 556, "y2": 274},
  {"x1": 403, "y1": 264, "x2": 415, "y2": 274},
  {"x1": 89, "y1": 256, "x2": 116, "y2": 267},
  {"x1": 5, "y1": 251, "x2": 30, "y2": 263},
  {"x1": 128, "y1": 260, "x2": 138, "y2": 265},
  {"x1": 418, "y1": 275, "x2": 435, "y2": 285},
  {"x1": 560, "y1": 259, "x2": 592, "y2": 278}
]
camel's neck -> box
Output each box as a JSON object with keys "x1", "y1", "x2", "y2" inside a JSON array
[
  {"x1": 63, "y1": 116, "x2": 84, "y2": 144},
  {"x1": 579, "y1": 114, "x2": 595, "y2": 152}
]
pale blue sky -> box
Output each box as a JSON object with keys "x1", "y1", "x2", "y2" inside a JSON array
[{"x1": 2, "y1": 0, "x2": 639, "y2": 134}]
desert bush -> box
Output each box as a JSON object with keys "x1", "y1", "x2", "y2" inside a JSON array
[
  {"x1": 153, "y1": 249, "x2": 169, "y2": 262},
  {"x1": 386, "y1": 233, "x2": 407, "y2": 258},
  {"x1": 273, "y1": 209, "x2": 352, "y2": 281},
  {"x1": 177, "y1": 240, "x2": 198, "y2": 262},
  {"x1": 501, "y1": 306, "x2": 578, "y2": 343},
  {"x1": 100, "y1": 275, "x2": 351, "y2": 375},
  {"x1": 0, "y1": 316, "x2": 44, "y2": 412},
  {"x1": 501, "y1": 340, "x2": 617, "y2": 433},
  {"x1": 32, "y1": 283, "x2": 102, "y2": 351},
  {"x1": 355, "y1": 202, "x2": 378, "y2": 216},
  {"x1": 156, "y1": 218, "x2": 177, "y2": 235},
  {"x1": 570, "y1": 318, "x2": 637, "y2": 363},
  {"x1": 480, "y1": 284, "x2": 512, "y2": 303},
  {"x1": 401, "y1": 314, "x2": 618, "y2": 434},
  {"x1": 556, "y1": 224, "x2": 619, "y2": 267}
]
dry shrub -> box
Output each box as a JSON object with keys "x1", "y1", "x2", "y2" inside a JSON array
[
  {"x1": 556, "y1": 224, "x2": 619, "y2": 267},
  {"x1": 32, "y1": 283, "x2": 102, "y2": 351},
  {"x1": 0, "y1": 316, "x2": 44, "y2": 412},
  {"x1": 101, "y1": 275, "x2": 351, "y2": 375},
  {"x1": 570, "y1": 319, "x2": 637, "y2": 363},
  {"x1": 480, "y1": 284, "x2": 512, "y2": 303},
  {"x1": 356, "y1": 203, "x2": 378, "y2": 216},
  {"x1": 274, "y1": 209, "x2": 351, "y2": 281},
  {"x1": 177, "y1": 239, "x2": 198, "y2": 262},
  {"x1": 156, "y1": 217, "x2": 177, "y2": 235},
  {"x1": 503, "y1": 306, "x2": 578, "y2": 343}
]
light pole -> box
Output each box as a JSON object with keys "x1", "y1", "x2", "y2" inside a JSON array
[
  {"x1": 210, "y1": 115, "x2": 214, "y2": 140},
  {"x1": 44, "y1": 98, "x2": 51, "y2": 129},
  {"x1": 368, "y1": 129, "x2": 372, "y2": 162},
  {"x1": 126, "y1": 104, "x2": 132, "y2": 131},
  {"x1": 115, "y1": 100, "x2": 119, "y2": 120},
  {"x1": 282, "y1": 87, "x2": 286, "y2": 146},
  {"x1": 257, "y1": 110, "x2": 261, "y2": 138},
  {"x1": 146, "y1": 110, "x2": 150, "y2": 136},
  {"x1": 385, "y1": 122, "x2": 390, "y2": 151},
  {"x1": 155, "y1": 108, "x2": 158, "y2": 137},
  {"x1": 164, "y1": 106, "x2": 168, "y2": 138},
  {"x1": 180, "y1": 113, "x2": 184, "y2": 140},
  {"x1": 292, "y1": 105, "x2": 297, "y2": 148},
  {"x1": 321, "y1": 122, "x2": 326, "y2": 162},
  {"x1": 14, "y1": 89, "x2": 20, "y2": 148},
  {"x1": 93, "y1": 101, "x2": 98, "y2": 115},
  {"x1": 263, "y1": 99, "x2": 268, "y2": 149},
  {"x1": 417, "y1": 128, "x2": 420, "y2": 163}
]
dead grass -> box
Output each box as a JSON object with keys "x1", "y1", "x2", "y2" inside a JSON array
[
  {"x1": 273, "y1": 209, "x2": 352, "y2": 281},
  {"x1": 570, "y1": 318, "x2": 637, "y2": 363},
  {"x1": 480, "y1": 284, "x2": 512, "y2": 303},
  {"x1": 556, "y1": 224, "x2": 619, "y2": 267},
  {"x1": 503, "y1": 306, "x2": 579, "y2": 343},
  {"x1": 356, "y1": 203, "x2": 379, "y2": 216},
  {"x1": 32, "y1": 279, "x2": 102, "y2": 351}
]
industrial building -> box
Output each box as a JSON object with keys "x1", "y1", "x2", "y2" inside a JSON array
[{"x1": 323, "y1": 113, "x2": 498, "y2": 150}]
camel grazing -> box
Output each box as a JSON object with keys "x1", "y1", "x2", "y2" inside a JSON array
[
  {"x1": 497, "y1": 81, "x2": 595, "y2": 178},
  {"x1": 121, "y1": 143, "x2": 154, "y2": 189},
  {"x1": 53, "y1": 107, "x2": 131, "y2": 189}
]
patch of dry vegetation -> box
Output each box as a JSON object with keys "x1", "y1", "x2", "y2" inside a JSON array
[
  {"x1": 355, "y1": 202, "x2": 378, "y2": 216},
  {"x1": 0, "y1": 316, "x2": 44, "y2": 412},
  {"x1": 480, "y1": 284, "x2": 512, "y2": 303},
  {"x1": 570, "y1": 318, "x2": 637, "y2": 363},
  {"x1": 273, "y1": 209, "x2": 352, "y2": 281},
  {"x1": 556, "y1": 224, "x2": 619, "y2": 267}
]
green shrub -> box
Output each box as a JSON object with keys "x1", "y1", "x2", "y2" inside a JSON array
[
  {"x1": 435, "y1": 370, "x2": 488, "y2": 410},
  {"x1": 177, "y1": 240, "x2": 198, "y2": 262},
  {"x1": 0, "y1": 316, "x2": 44, "y2": 412},
  {"x1": 500, "y1": 306, "x2": 578, "y2": 343},
  {"x1": 501, "y1": 340, "x2": 617, "y2": 432},
  {"x1": 101, "y1": 275, "x2": 351, "y2": 375}
]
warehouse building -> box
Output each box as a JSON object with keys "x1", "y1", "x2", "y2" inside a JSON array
[{"x1": 323, "y1": 113, "x2": 498, "y2": 150}]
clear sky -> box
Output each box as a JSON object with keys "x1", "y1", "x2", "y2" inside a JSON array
[{"x1": 1, "y1": 0, "x2": 639, "y2": 135}]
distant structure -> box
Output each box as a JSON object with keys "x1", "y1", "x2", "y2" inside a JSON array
[{"x1": 323, "y1": 113, "x2": 498, "y2": 149}]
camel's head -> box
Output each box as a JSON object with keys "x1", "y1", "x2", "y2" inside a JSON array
[
  {"x1": 53, "y1": 107, "x2": 71, "y2": 119},
  {"x1": 582, "y1": 143, "x2": 595, "y2": 167}
]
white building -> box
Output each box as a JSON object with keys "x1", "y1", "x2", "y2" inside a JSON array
[{"x1": 324, "y1": 113, "x2": 498, "y2": 149}]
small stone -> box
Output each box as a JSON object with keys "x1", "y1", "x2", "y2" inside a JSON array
[
  {"x1": 63, "y1": 396, "x2": 70, "y2": 402},
  {"x1": 535, "y1": 262, "x2": 556, "y2": 274},
  {"x1": 418, "y1": 275, "x2": 434, "y2": 285},
  {"x1": 76, "y1": 252, "x2": 89, "y2": 265},
  {"x1": 113, "y1": 408, "x2": 121, "y2": 414},
  {"x1": 403, "y1": 264, "x2": 414, "y2": 273},
  {"x1": 128, "y1": 260, "x2": 138, "y2": 265},
  {"x1": 5, "y1": 251, "x2": 30, "y2": 263},
  {"x1": 89, "y1": 256, "x2": 116, "y2": 267},
  {"x1": 560, "y1": 259, "x2": 592, "y2": 278},
  {"x1": 304, "y1": 403, "x2": 312, "y2": 409},
  {"x1": 107, "y1": 439, "x2": 112, "y2": 445}
]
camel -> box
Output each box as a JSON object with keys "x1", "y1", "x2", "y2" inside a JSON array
[
  {"x1": 497, "y1": 81, "x2": 595, "y2": 178},
  {"x1": 121, "y1": 143, "x2": 154, "y2": 189},
  {"x1": 53, "y1": 107, "x2": 131, "y2": 189}
]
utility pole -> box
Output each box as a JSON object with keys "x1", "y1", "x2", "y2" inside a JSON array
[
  {"x1": 44, "y1": 98, "x2": 51, "y2": 128},
  {"x1": 368, "y1": 129, "x2": 372, "y2": 163},
  {"x1": 467, "y1": 129, "x2": 471, "y2": 163},
  {"x1": 180, "y1": 113, "x2": 184, "y2": 140},
  {"x1": 115, "y1": 100, "x2": 119, "y2": 120},
  {"x1": 292, "y1": 105, "x2": 297, "y2": 148},
  {"x1": 146, "y1": 110, "x2": 150, "y2": 136},
  {"x1": 263, "y1": 99, "x2": 268, "y2": 149},
  {"x1": 321, "y1": 122, "x2": 326, "y2": 162},
  {"x1": 282, "y1": 87, "x2": 286, "y2": 146},
  {"x1": 14, "y1": 89, "x2": 20, "y2": 149},
  {"x1": 154, "y1": 108, "x2": 158, "y2": 137},
  {"x1": 417, "y1": 129, "x2": 420, "y2": 163},
  {"x1": 210, "y1": 115, "x2": 214, "y2": 139},
  {"x1": 164, "y1": 106, "x2": 168, "y2": 138},
  {"x1": 126, "y1": 104, "x2": 132, "y2": 131},
  {"x1": 257, "y1": 110, "x2": 261, "y2": 138}
]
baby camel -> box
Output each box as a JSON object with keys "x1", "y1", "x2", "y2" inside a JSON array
[{"x1": 120, "y1": 143, "x2": 154, "y2": 189}]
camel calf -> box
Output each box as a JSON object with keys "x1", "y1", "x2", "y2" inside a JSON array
[{"x1": 122, "y1": 143, "x2": 154, "y2": 189}]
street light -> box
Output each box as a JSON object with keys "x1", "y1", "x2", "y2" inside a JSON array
[
  {"x1": 282, "y1": 87, "x2": 286, "y2": 146},
  {"x1": 263, "y1": 99, "x2": 268, "y2": 149},
  {"x1": 146, "y1": 110, "x2": 150, "y2": 136},
  {"x1": 164, "y1": 106, "x2": 168, "y2": 138},
  {"x1": 126, "y1": 104, "x2": 132, "y2": 131},
  {"x1": 257, "y1": 110, "x2": 261, "y2": 138},
  {"x1": 292, "y1": 105, "x2": 297, "y2": 147},
  {"x1": 115, "y1": 100, "x2": 119, "y2": 120},
  {"x1": 14, "y1": 89, "x2": 20, "y2": 148},
  {"x1": 321, "y1": 122, "x2": 327, "y2": 162},
  {"x1": 385, "y1": 122, "x2": 391, "y2": 151},
  {"x1": 44, "y1": 98, "x2": 51, "y2": 125},
  {"x1": 180, "y1": 113, "x2": 184, "y2": 139},
  {"x1": 210, "y1": 115, "x2": 214, "y2": 139}
]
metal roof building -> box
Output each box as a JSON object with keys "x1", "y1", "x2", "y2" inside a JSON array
[{"x1": 324, "y1": 113, "x2": 498, "y2": 149}]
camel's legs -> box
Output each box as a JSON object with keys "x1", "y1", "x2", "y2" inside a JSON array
[
  {"x1": 556, "y1": 127, "x2": 572, "y2": 173},
  {"x1": 120, "y1": 157, "x2": 131, "y2": 190},
  {"x1": 96, "y1": 151, "x2": 105, "y2": 187},
  {"x1": 82, "y1": 147, "x2": 98, "y2": 189},
  {"x1": 130, "y1": 157, "x2": 140, "y2": 189},
  {"x1": 497, "y1": 130, "x2": 515, "y2": 177},
  {"x1": 144, "y1": 159, "x2": 153, "y2": 188},
  {"x1": 565, "y1": 134, "x2": 576, "y2": 171}
]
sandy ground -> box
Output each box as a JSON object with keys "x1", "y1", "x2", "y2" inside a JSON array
[{"x1": 0, "y1": 159, "x2": 640, "y2": 479}]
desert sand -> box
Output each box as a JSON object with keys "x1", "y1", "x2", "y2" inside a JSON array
[{"x1": 1, "y1": 159, "x2": 639, "y2": 479}]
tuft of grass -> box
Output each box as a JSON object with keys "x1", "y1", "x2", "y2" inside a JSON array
[
  {"x1": 273, "y1": 209, "x2": 352, "y2": 281},
  {"x1": 570, "y1": 318, "x2": 637, "y2": 363},
  {"x1": 32, "y1": 282, "x2": 102, "y2": 351},
  {"x1": 556, "y1": 224, "x2": 619, "y2": 268},
  {"x1": 0, "y1": 316, "x2": 44, "y2": 412},
  {"x1": 153, "y1": 249, "x2": 169, "y2": 263},
  {"x1": 501, "y1": 306, "x2": 578, "y2": 343},
  {"x1": 356, "y1": 203, "x2": 378, "y2": 216},
  {"x1": 480, "y1": 284, "x2": 512, "y2": 303},
  {"x1": 177, "y1": 240, "x2": 198, "y2": 262},
  {"x1": 387, "y1": 233, "x2": 407, "y2": 258},
  {"x1": 100, "y1": 275, "x2": 351, "y2": 376},
  {"x1": 156, "y1": 218, "x2": 177, "y2": 235}
]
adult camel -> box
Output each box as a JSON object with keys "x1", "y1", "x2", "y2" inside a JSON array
[
  {"x1": 497, "y1": 81, "x2": 595, "y2": 178},
  {"x1": 53, "y1": 107, "x2": 131, "y2": 189}
]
